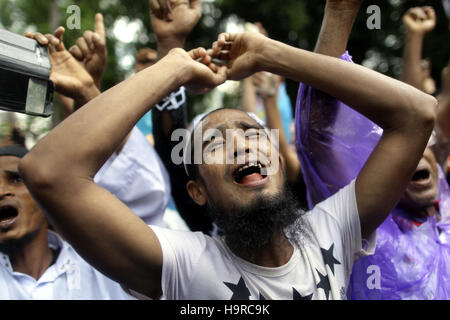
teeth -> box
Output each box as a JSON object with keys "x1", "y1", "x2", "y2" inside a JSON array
[{"x1": 237, "y1": 163, "x2": 261, "y2": 174}]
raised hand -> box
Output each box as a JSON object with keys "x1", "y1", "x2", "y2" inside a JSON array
[
  {"x1": 252, "y1": 72, "x2": 282, "y2": 98},
  {"x1": 212, "y1": 32, "x2": 268, "y2": 81},
  {"x1": 69, "y1": 13, "x2": 107, "y2": 89},
  {"x1": 403, "y1": 6, "x2": 436, "y2": 35},
  {"x1": 25, "y1": 27, "x2": 98, "y2": 105},
  {"x1": 166, "y1": 47, "x2": 226, "y2": 94},
  {"x1": 150, "y1": 0, "x2": 202, "y2": 57}
]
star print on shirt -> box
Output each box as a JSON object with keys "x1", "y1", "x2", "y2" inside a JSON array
[
  {"x1": 223, "y1": 277, "x2": 251, "y2": 300},
  {"x1": 316, "y1": 269, "x2": 331, "y2": 299},
  {"x1": 320, "y1": 243, "x2": 341, "y2": 275},
  {"x1": 292, "y1": 288, "x2": 313, "y2": 300}
]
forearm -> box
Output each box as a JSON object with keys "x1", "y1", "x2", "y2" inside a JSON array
[
  {"x1": 241, "y1": 78, "x2": 257, "y2": 112},
  {"x1": 258, "y1": 38, "x2": 434, "y2": 131},
  {"x1": 437, "y1": 94, "x2": 450, "y2": 138},
  {"x1": 21, "y1": 55, "x2": 187, "y2": 182},
  {"x1": 314, "y1": 2, "x2": 361, "y2": 57},
  {"x1": 263, "y1": 95, "x2": 300, "y2": 183},
  {"x1": 401, "y1": 32, "x2": 425, "y2": 89}
]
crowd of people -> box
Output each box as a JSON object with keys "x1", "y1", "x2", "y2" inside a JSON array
[{"x1": 0, "y1": 0, "x2": 449, "y2": 300}]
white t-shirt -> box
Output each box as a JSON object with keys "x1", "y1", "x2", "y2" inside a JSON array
[{"x1": 151, "y1": 180, "x2": 376, "y2": 300}]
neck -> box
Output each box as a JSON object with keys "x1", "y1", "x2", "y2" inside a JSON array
[
  {"x1": 399, "y1": 201, "x2": 438, "y2": 221},
  {"x1": 230, "y1": 228, "x2": 294, "y2": 267},
  {"x1": 1, "y1": 226, "x2": 54, "y2": 280}
]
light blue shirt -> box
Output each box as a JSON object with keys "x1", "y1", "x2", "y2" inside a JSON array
[
  {"x1": 94, "y1": 127, "x2": 171, "y2": 226},
  {"x1": 0, "y1": 231, "x2": 135, "y2": 300}
]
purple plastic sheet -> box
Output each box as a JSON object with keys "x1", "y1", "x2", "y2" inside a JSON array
[{"x1": 295, "y1": 52, "x2": 450, "y2": 299}]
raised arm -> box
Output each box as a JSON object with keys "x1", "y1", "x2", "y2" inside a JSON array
[
  {"x1": 253, "y1": 72, "x2": 301, "y2": 185},
  {"x1": 54, "y1": 13, "x2": 107, "y2": 116},
  {"x1": 69, "y1": 13, "x2": 107, "y2": 90},
  {"x1": 314, "y1": 0, "x2": 361, "y2": 57},
  {"x1": 19, "y1": 25, "x2": 226, "y2": 298},
  {"x1": 25, "y1": 27, "x2": 100, "y2": 107},
  {"x1": 437, "y1": 63, "x2": 450, "y2": 139},
  {"x1": 149, "y1": 0, "x2": 215, "y2": 233},
  {"x1": 151, "y1": 0, "x2": 202, "y2": 59},
  {"x1": 213, "y1": 31, "x2": 436, "y2": 239},
  {"x1": 400, "y1": 6, "x2": 436, "y2": 90}
]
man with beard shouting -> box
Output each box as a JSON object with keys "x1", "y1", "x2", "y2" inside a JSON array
[{"x1": 18, "y1": 0, "x2": 436, "y2": 299}]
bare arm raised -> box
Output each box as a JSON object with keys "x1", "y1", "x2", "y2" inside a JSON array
[
  {"x1": 437, "y1": 63, "x2": 450, "y2": 139},
  {"x1": 401, "y1": 6, "x2": 436, "y2": 90},
  {"x1": 151, "y1": 0, "x2": 202, "y2": 59},
  {"x1": 19, "y1": 34, "x2": 226, "y2": 298},
  {"x1": 314, "y1": 0, "x2": 362, "y2": 57},
  {"x1": 213, "y1": 31, "x2": 436, "y2": 239}
]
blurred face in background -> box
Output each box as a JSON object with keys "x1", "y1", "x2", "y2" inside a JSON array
[{"x1": 134, "y1": 48, "x2": 158, "y2": 73}]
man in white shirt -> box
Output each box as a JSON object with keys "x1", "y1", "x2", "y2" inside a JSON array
[
  {"x1": 19, "y1": 0, "x2": 436, "y2": 300},
  {"x1": 0, "y1": 145, "x2": 133, "y2": 299}
]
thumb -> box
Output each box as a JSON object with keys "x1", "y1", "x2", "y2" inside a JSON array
[
  {"x1": 53, "y1": 26, "x2": 66, "y2": 51},
  {"x1": 215, "y1": 66, "x2": 227, "y2": 84}
]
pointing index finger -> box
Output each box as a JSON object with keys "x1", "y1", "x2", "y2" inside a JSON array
[{"x1": 94, "y1": 13, "x2": 106, "y2": 40}]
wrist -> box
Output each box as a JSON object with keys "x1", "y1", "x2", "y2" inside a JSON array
[
  {"x1": 75, "y1": 81, "x2": 100, "y2": 106},
  {"x1": 158, "y1": 49, "x2": 192, "y2": 89},
  {"x1": 325, "y1": 1, "x2": 362, "y2": 13},
  {"x1": 262, "y1": 94, "x2": 277, "y2": 103},
  {"x1": 255, "y1": 37, "x2": 278, "y2": 72},
  {"x1": 157, "y1": 37, "x2": 186, "y2": 59},
  {"x1": 257, "y1": 38, "x2": 289, "y2": 75},
  {"x1": 406, "y1": 30, "x2": 426, "y2": 38}
]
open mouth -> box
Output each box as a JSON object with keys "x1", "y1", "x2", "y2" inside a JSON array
[
  {"x1": 411, "y1": 169, "x2": 430, "y2": 182},
  {"x1": 0, "y1": 205, "x2": 19, "y2": 224},
  {"x1": 233, "y1": 162, "x2": 267, "y2": 185}
]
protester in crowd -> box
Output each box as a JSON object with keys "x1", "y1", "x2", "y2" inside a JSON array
[
  {"x1": 0, "y1": 128, "x2": 26, "y2": 148},
  {"x1": 251, "y1": 71, "x2": 306, "y2": 206},
  {"x1": 401, "y1": 6, "x2": 437, "y2": 94},
  {"x1": 35, "y1": 14, "x2": 172, "y2": 227},
  {"x1": 135, "y1": 48, "x2": 158, "y2": 146},
  {"x1": 240, "y1": 22, "x2": 294, "y2": 145},
  {"x1": 16, "y1": 0, "x2": 437, "y2": 300},
  {"x1": 149, "y1": 0, "x2": 215, "y2": 234},
  {"x1": 401, "y1": 6, "x2": 450, "y2": 180},
  {"x1": 293, "y1": 0, "x2": 450, "y2": 299},
  {"x1": 0, "y1": 145, "x2": 134, "y2": 299}
]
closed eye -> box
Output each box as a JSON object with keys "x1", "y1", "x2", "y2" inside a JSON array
[
  {"x1": 204, "y1": 141, "x2": 224, "y2": 154},
  {"x1": 6, "y1": 172, "x2": 22, "y2": 184}
]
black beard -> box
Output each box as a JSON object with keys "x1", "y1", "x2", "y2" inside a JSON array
[{"x1": 206, "y1": 182, "x2": 307, "y2": 260}]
